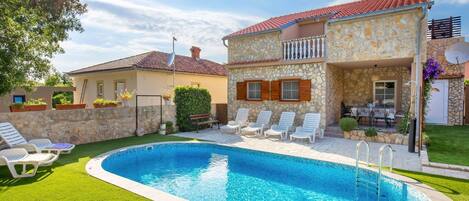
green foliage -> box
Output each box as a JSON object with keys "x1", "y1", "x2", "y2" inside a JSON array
[
  {"x1": 52, "y1": 92, "x2": 73, "y2": 107},
  {"x1": 174, "y1": 86, "x2": 212, "y2": 131},
  {"x1": 339, "y1": 118, "x2": 358, "y2": 132},
  {"x1": 398, "y1": 110, "x2": 410, "y2": 135},
  {"x1": 0, "y1": 0, "x2": 87, "y2": 96},
  {"x1": 93, "y1": 98, "x2": 118, "y2": 106},
  {"x1": 25, "y1": 98, "x2": 46, "y2": 105},
  {"x1": 45, "y1": 72, "x2": 73, "y2": 87},
  {"x1": 465, "y1": 80, "x2": 469, "y2": 86},
  {"x1": 423, "y1": 133, "x2": 431, "y2": 147},
  {"x1": 365, "y1": 127, "x2": 378, "y2": 137},
  {"x1": 165, "y1": 121, "x2": 174, "y2": 134},
  {"x1": 9, "y1": 103, "x2": 24, "y2": 109}
]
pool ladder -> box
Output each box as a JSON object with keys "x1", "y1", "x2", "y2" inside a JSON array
[{"x1": 355, "y1": 141, "x2": 394, "y2": 201}]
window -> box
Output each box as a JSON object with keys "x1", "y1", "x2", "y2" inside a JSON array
[
  {"x1": 374, "y1": 81, "x2": 396, "y2": 108},
  {"x1": 12, "y1": 95, "x2": 26, "y2": 103},
  {"x1": 114, "y1": 80, "x2": 126, "y2": 99},
  {"x1": 97, "y1": 81, "x2": 104, "y2": 98},
  {"x1": 281, "y1": 80, "x2": 299, "y2": 100},
  {"x1": 247, "y1": 82, "x2": 261, "y2": 100}
]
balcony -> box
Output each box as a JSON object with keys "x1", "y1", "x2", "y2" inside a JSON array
[{"x1": 282, "y1": 35, "x2": 326, "y2": 61}]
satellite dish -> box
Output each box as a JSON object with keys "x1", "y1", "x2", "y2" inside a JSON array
[
  {"x1": 445, "y1": 42, "x2": 469, "y2": 64},
  {"x1": 167, "y1": 52, "x2": 175, "y2": 66}
]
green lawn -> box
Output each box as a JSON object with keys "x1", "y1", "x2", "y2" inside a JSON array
[
  {"x1": 0, "y1": 134, "x2": 194, "y2": 201},
  {"x1": 425, "y1": 125, "x2": 469, "y2": 166},
  {"x1": 0, "y1": 133, "x2": 468, "y2": 201}
]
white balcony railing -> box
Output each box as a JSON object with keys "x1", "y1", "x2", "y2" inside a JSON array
[{"x1": 282, "y1": 35, "x2": 326, "y2": 61}]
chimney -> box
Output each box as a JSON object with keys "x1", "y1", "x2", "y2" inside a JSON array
[{"x1": 190, "y1": 46, "x2": 201, "y2": 60}]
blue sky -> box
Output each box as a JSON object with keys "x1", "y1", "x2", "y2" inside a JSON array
[{"x1": 53, "y1": 0, "x2": 469, "y2": 73}]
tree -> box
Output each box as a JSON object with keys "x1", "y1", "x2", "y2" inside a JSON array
[
  {"x1": 0, "y1": 0, "x2": 87, "y2": 96},
  {"x1": 45, "y1": 71, "x2": 74, "y2": 106}
]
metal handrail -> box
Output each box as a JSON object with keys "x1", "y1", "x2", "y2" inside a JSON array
[{"x1": 377, "y1": 144, "x2": 394, "y2": 200}]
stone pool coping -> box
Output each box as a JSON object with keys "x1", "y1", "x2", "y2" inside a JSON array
[{"x1": 86, "y1": 141, "x2": 450, "y2": 201}]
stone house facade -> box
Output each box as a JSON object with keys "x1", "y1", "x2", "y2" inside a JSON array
[{"x1": 223, "y1": 0, "x2": 432, "y2": 128}]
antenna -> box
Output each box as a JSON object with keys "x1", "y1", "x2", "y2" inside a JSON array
[{"x1": 445, "y1": 42, "x2": 469, "y2": 64}]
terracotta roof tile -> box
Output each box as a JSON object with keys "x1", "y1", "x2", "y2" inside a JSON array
[
  {"x1": 69, "y1": 51, "x2": 226, "y2": 76},
  {"x1": 224, "y1": 0, "x2": 429, "y2": 39}
]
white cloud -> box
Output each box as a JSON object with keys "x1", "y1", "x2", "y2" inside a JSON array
[
  {"x1": 437, "y1": 0, "x2": 469, "y2": 4},
  {"x1": 328, "y1": 0, "x2": 359, "y2": 6},
  {"x1": 54, "y1": 0, "x2": 262, "y2": 72}
]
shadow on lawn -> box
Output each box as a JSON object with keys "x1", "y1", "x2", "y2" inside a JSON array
[
  {"x1": 395, "y1": 169, "x2": 468, "y2": 196},
  {"x1": 0, "y1": 134, "x2": 193, "y2": 187}
]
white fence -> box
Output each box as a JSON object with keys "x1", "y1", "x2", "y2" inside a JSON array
[{"x1": 282, "y1": 35, "x2": 326, "y2": 61}]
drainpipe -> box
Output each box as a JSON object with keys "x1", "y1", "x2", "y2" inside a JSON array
[{"x1": 415, "y1": 3, "x2": 431, "y2": 155}]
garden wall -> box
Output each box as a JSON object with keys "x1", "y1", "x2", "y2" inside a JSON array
[{"x1": 0, "y1": 105, "x2": 192, "y2": 145}]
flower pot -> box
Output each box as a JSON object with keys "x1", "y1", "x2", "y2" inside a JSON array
[
  {"x1": 56, "y1": 104, "x2": 86, "y2": 110},
  {"x1": 9, "y1": 106, "x2": 25, "y2": 112},
  {"x1": 24, "y1": 105, "x2": 47, "y2": 111},
  {"x1": 93, "y1": 103, "x2": 118, "y2": 109},
  {"x1": 159, "y1": 124, "x2": 166, "y2": 135}
]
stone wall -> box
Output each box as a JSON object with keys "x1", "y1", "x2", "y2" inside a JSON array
[
  {"x1": 327, "y1": 10, "x2": 422, "y2": 63},
  {"x1": 344, "y1": 130, "x2": 408, "y2": 145},
  {"x1": 0, "y1": 106, "x2": 177, "y2": 145},
  {"x1": 342, "y1": 66, "x2": 411, "y2": 112},
  {"x1": 427, "y1": 37, "x2": 465, "y2": 76},
  {"x1": 325, "y1": 64, "x2": 344, "y2": 125},
  {"x1": 447, "y1": 78, "x2": 464, "y2": 125},
  {"x1": 228, "y1": 63, "x2": 327, "y2": 128},
  {"x1": 227, "y1": 32, "x2": 282, "y2": 64}
]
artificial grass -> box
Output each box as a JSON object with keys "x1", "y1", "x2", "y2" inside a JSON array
[
  {"x1": 0, "y1": 134, "x2": 193, "y2": 201},
  {"x1": 394, "y1": 169, "x2": 469, "y2": 201},
  {"x1": 425, "y1": 125, "x2": 469, "y2": 166}
]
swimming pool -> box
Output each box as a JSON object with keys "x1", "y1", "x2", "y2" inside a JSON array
[{"x1": 100, "y1": 143, "x2": 429, "y2": 201}]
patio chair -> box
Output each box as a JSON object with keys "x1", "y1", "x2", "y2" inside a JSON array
[
  {"x1": 220, "y1": 108, "x2": 250, "y2": 134},
  {"x1": 264, "y1": 112, "x2": 295, "y2": 140},
  {"x1": 290, "y1": 113, "x2": 322, "y2": 143},
  {"x1": 0, "y1": 122, "x2": 75, "y2": 154},
  {"x1": 241, "y1": 111, "x2": 272, "y2": 136},
  {"x1": 0, "y1": 148, "x2": 58, "y2": 178}
]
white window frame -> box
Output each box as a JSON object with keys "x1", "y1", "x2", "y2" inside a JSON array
[
  {"x1": 281, "y1": 80, "x2": 300, "y2": 101},
  {"x1": 114, "y1": 80, "x2": 126, "y2": 100},
  {"x1": 96, "y1": 81, "x2": 104, "y2": 98},
  {"x1": 373, "y1": 80, "x2": 397, "y2": 108},
  {"x1": 246, "y1": 81, "x2": 262, "y2": 100}
]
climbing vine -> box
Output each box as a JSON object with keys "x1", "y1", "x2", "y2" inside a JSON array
[{"x1": 422, "y1": 58, "x2": 445, "y2": 118}]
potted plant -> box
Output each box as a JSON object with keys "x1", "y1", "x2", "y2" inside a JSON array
[
  {"x1": 24, "y1": 98, "x2": 47, "y2": 111},
  {"x1": 93, "y1": 98, "x2": 119, "y2": 108},
  {"x1": 159, "y1": 123, "x2": 166, "y2": 135},
  {"x1": 163, "y1": 91, "x2": 172, "y2": 105},
  {"x1": 9, "y1": 103, "x2": 25, "y2": 112},
  {"x1": 118, "y1": 88, "x2": 134, "y2": 107},
  {"x1": 56, "y1": 99, "x2": 86, "y2": 110}
]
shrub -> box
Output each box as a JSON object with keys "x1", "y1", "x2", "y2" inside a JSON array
[
  {"x1": 339, "y1": 118, "x2": 358, "y2": 132},
  {"x1": 165, "y1": 121, "x2": 174, "y2": 134},
  {"x1": 423, "y1": 133, "x2": 431, "y2": 147},
  {"x1": 25, "y1": 98, "x2": 47, "y2": 105},
  {"x1": 365, "y1": 127, "x2": 378, "y2": 137},
  {"x1": 398, "y1": 110, "x2": 410, "y2": 135},
  {"x1": 174, "y1": 86, "x2": 211, "y2": 131},
  {"x1": 93, "y1": 98, "x2": 118, "y2": 105}
]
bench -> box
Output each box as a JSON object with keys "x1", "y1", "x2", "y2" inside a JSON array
[{"x1": 189, "y1": 113, "x2": 220, "y2": 133}]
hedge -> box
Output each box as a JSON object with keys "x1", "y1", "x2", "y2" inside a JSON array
[{"x1": 174, "y1": 86, "x2": 212, "y2": 131}]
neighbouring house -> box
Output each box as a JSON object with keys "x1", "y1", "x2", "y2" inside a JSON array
[
  {"x1": 426, "y1": 16, "x2": 465, "y2": 125},
  {"x1": 68, "y1": 47, "x2": 227, "y2": 107},
  {"x1": 223, "y1": 0, "x2": 432, "y2": 130},
  {"x1": 0, "y1": 86, "x2": 75, "y2": 113}
]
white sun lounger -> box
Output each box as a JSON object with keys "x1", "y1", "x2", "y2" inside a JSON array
[
  {"x1": 221, "y1": 108, "x2": 250, "y2": 134},
  {"x1": 241, "y1": 111, "x2": 272, "y2": 136},
  {"x1": 0, "y1": 122, "x2": 75, "y2": 154},
  {"x1": 290, "y1": 113, "x2": 322, "y2": 143},
  {"x1": 0, "y1": 148, "x2": 58, "y2": 178},
  {"x1": 264, "y1": 112, "x2": 295, "y2": 140}
]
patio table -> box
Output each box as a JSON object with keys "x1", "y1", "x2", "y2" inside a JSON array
[{"x1": 351, "y1": 107, "x2": 396, "y2": 127}]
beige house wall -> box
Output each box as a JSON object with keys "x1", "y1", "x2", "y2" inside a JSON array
[
  {"x1": 228, "y1": 32, "x2": 282, "y2": 64},
  {"x1": 327, "y1": 9, "x2": 423, "y2": 63},
  {"x1": 0, "y1": 87, "x2": 75, "y2": 113},
  {"x1": 71, "y1": 70, "x2": 227, "y2": 107},
  {"x1": 72, "y1": 71, "x2": 138, "y2": 108}
]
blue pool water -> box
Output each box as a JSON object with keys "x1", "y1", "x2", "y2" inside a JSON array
[{"x1": 102, "y1": 143, "x2": 429, "y2": 201}]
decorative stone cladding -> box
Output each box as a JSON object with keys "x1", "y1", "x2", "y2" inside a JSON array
[
  {"x1": 327, "y1": 11, "x2": 422, "y2": 63},
  {"x1": 447, "y1": 78, "x2": 464, "y2": 125},
  {"x1": 228, "y1": 32, "x2": 282, "y2": 64},
  {"x1": 0, "y1": 106, "x2": 177, "y2": 145},
  {"x1": 228, "y1": 63, "x2": 326, "y2": 128},
  {"x1": 325, "y1": 65, "x2": 344, "y2": 125},
  {"x1": 427, "y1": 37, "x2": 465, "y2": 76},
  {"x1": 344, "y1": 130, "x2": 408, "y2": 145},
  {"x1": 342, "y1": 66, "x2": 411, "y2": 113}
]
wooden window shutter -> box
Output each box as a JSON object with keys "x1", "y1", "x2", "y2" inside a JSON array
[
  {"x1": 261, "y1": 81, "x2": 270, "y2": 100},
  {"x1": 271, "y1": 80, "x2": 281, "y2": 100},
  {"x1": 299, "y1": 80, "x2": 311, "y2": 101},
  {"x1": 236, "y1": 82, "x2": 246, "y2": 100}
]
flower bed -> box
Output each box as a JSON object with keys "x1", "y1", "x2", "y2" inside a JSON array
[{"x1": 343, "y1": 130, "x2": 408, "y2": 145}]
